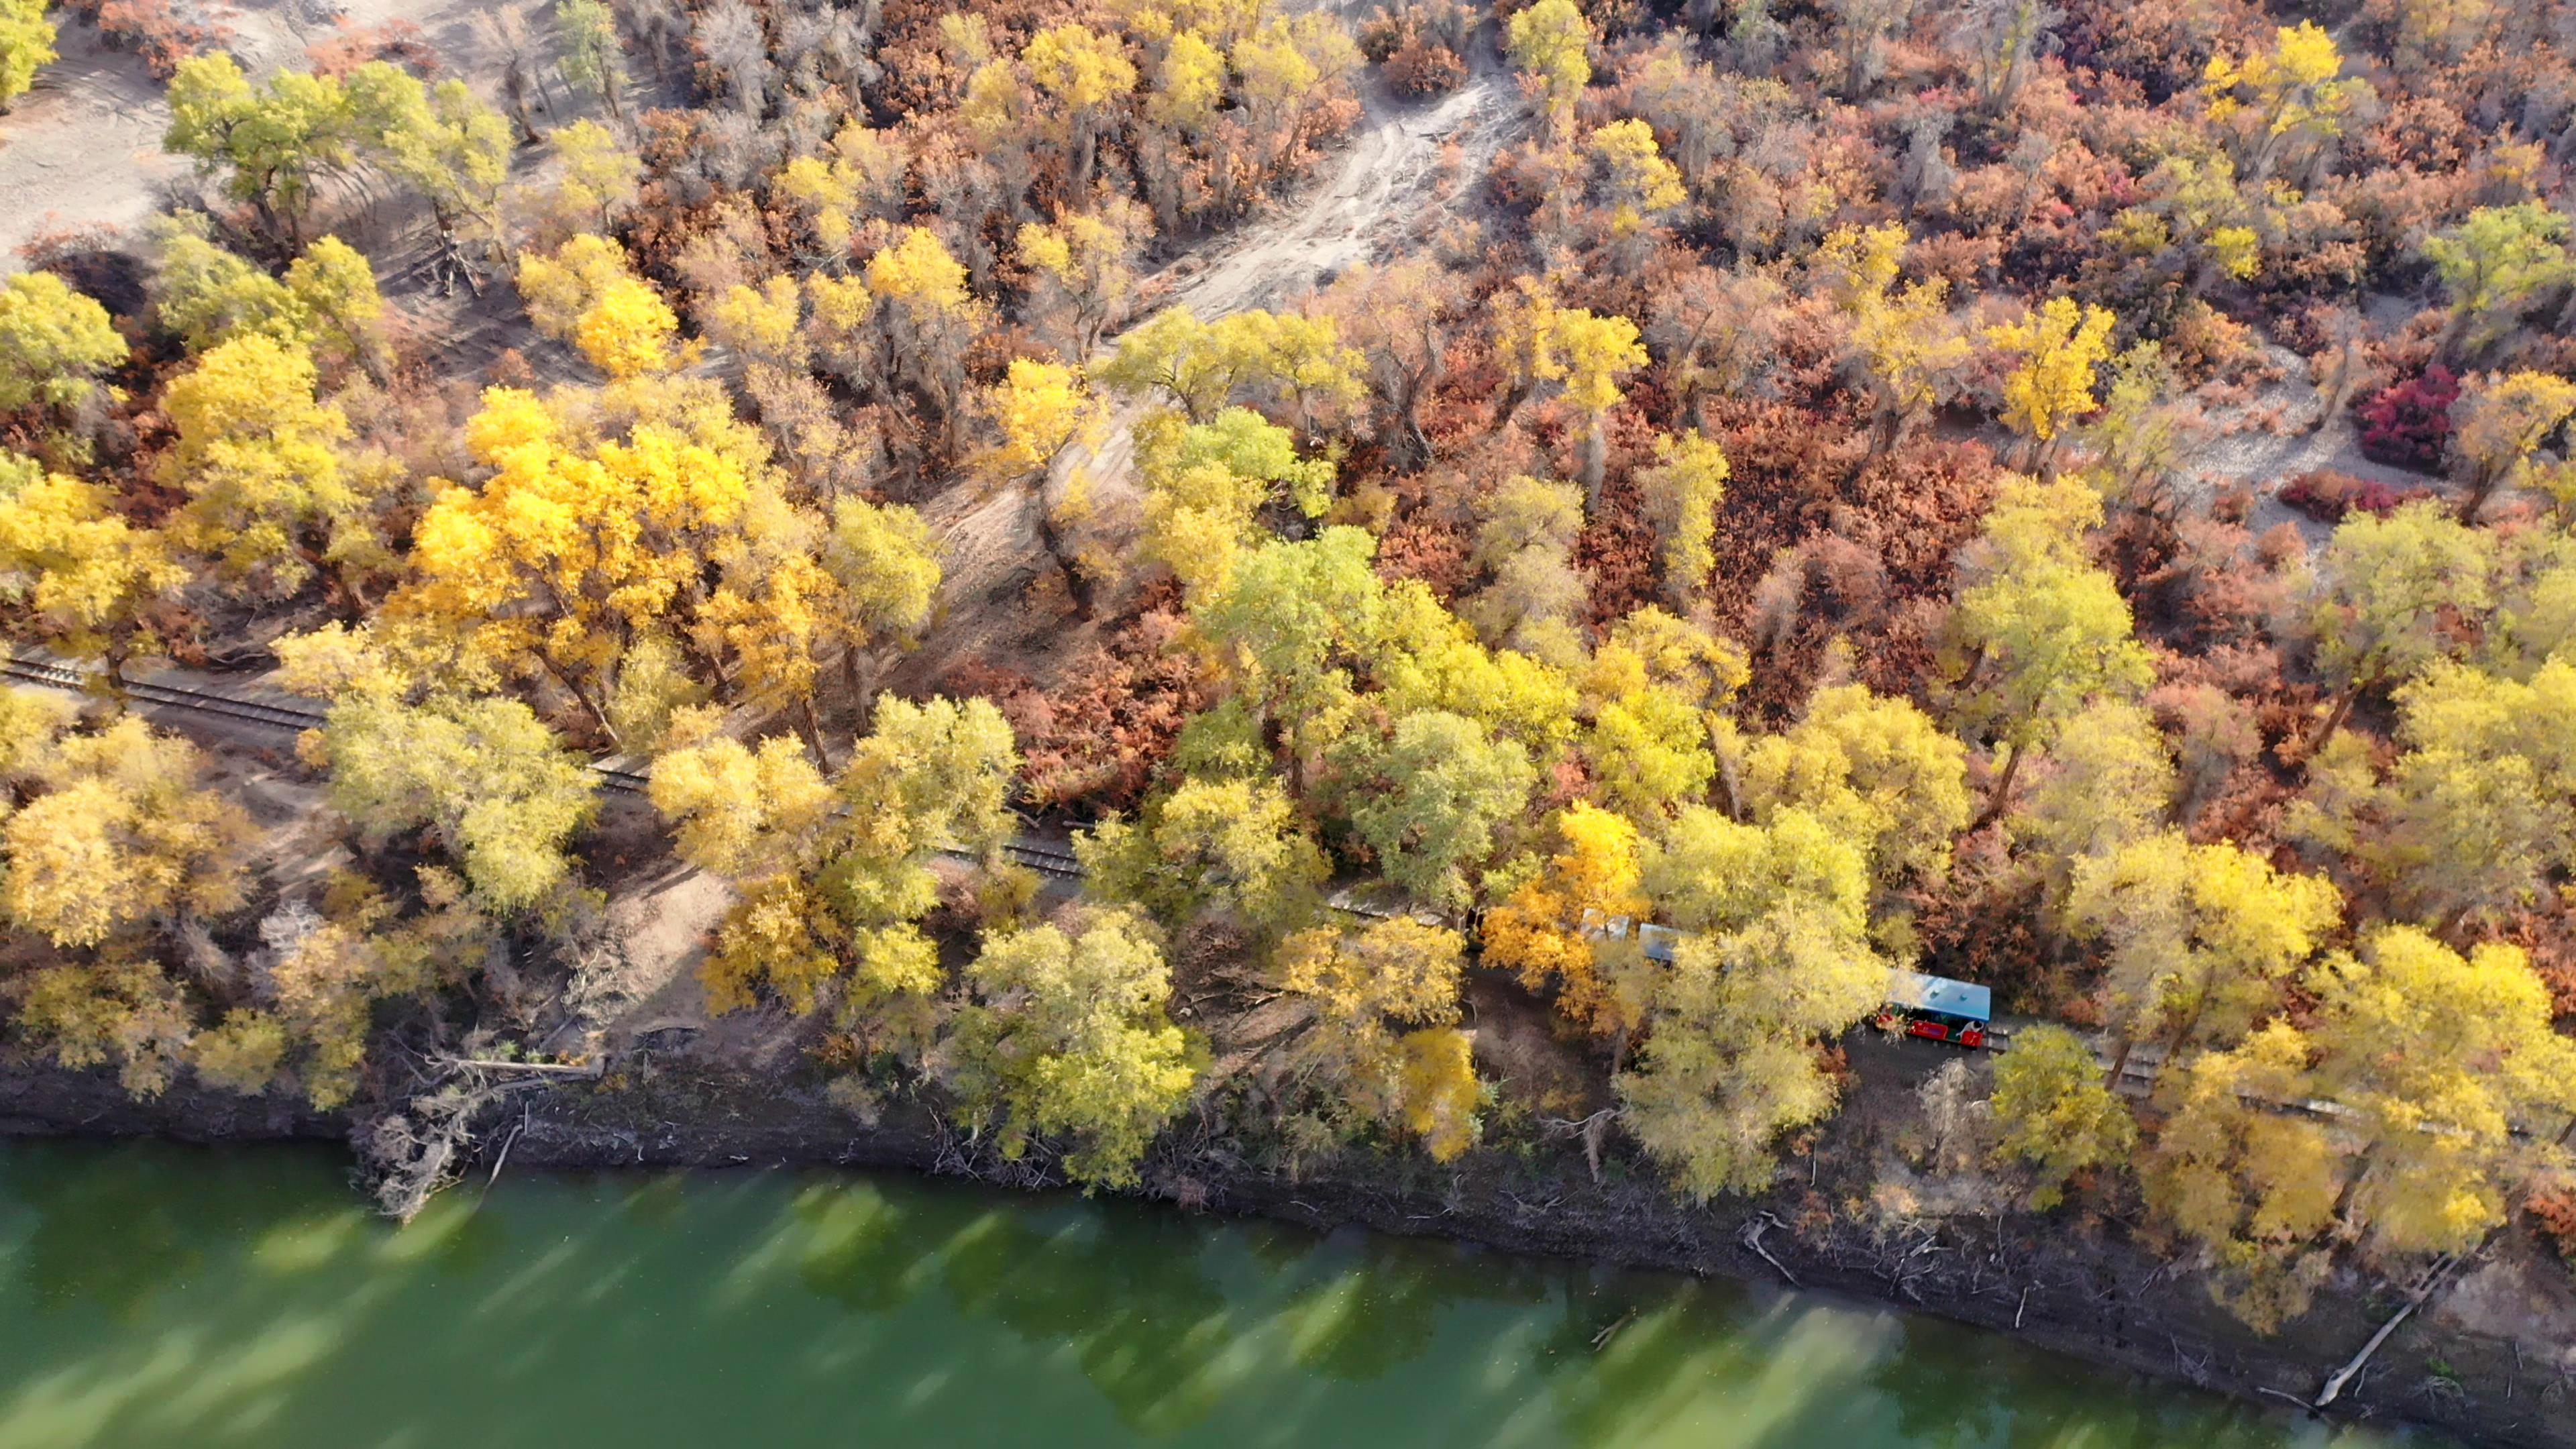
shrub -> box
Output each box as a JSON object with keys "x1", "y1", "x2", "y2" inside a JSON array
[
  {"x1": 2277, "y1": 469, "x2": 2434, "y2": 522},
  {"x1": 2357, "y1": 365, "x2": 2460, "y2": 470}
]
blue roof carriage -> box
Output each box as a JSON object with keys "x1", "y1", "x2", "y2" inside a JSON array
[{"x1": 1884, "y1": 969, "x2": 1992, "y2": 1023}]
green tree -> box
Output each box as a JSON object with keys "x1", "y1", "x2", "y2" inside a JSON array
[
  {"x1": 152, "y1": 218, "x2": 388, "y2": 378},
  {"x1": 165, "y1": 55, "x2": 361, "y2": 246},
  {"x1": 1135, "y1": 405, "x2": 1333, "y2": 604},
  {"x1": 2304, "y1": 501, "x2": 2498, "y2": 751},
  {"x1": 1990, "y1": 1022, "x2": 2137, "y2": 1210},
  {"x1": 821, "y1": 496, "x2": 941, "y2": 717},
  {"x1": 1078, "y1": 772, "x2": 1328, "y2": 940},
  {"x1": 555, "y1": 0, "x2": 627, "y2": 121},
  {"x1": 949, "y1": 906, "x2": 1200, "y2": 1188},
  {"x1": 1465, "y1": 474, "x2": 1588, "y2": 660},
  {"x1": 284, "y1": 639, "x2": 600, "y2": 915},
  {"x1": 1621, "y1": 805, "x2": 1890, "y2": 1197},
  {"x1": 0, "y1": 271, "x2": 126, "y2": 414},
  {"x1": 2306, "y1": 926, "x2": 2576, "y2": 1258},
  {"x1": 1332, "y1": 710, "x2": 1537, "y2": 911},
  {"x1": 2422, "y1": 203, "x2": 2576, "y2": 356},
  {"x1": 1948, "y1": 476, "x2": 2155, "y2": 814},
  {"x1": 2068, "y1": 833, "x2": 2342, "y2": 1085}
]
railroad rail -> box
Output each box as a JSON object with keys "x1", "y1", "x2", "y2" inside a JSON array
[{"x1": 3, "y1": 655, "x2": 657, "y2": 796}]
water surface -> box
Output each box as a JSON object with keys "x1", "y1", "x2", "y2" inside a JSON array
[{"x1": 0, "y1": 1140, "x2": 2439, "y2": 1448}]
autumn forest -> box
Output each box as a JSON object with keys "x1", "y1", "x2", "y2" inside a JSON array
[{"x1": 0, "y1": 0, "x2": 2573, "y2": 1369}]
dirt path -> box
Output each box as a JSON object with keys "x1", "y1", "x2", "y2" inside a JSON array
[
  {"x1": 923, "y1": 58, "x2": 1523, "y2": 676},
  {"x1": 0, "y1": 1, "x2": 521, "y2": 269}
]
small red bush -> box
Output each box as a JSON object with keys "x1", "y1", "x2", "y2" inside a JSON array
[{"x1": 2356, "y1": 365, "x2": 2459, "y2": 470}]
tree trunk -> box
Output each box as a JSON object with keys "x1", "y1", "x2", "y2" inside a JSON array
[
  {"x1": 1970, "y1": 743, "x2": 2025, "y2": 830},
  {"x1": 841, "y1": 646, "x2": 880, "y2": 734},
  {"x1": 2457, "y1": 466, "x2": 2502, "y2": 525},
  {"x1": 2103, "y1": 1032, "x2": 2138, "y2": 1093},
  {"x1": 1580, "y1": 414, "x2": 1608, "y2": 515},
  {"x1": 1030, "y1": 477, "x2": 1094, "y2": 620},
  {"x1": 796, "y1": 695, "x2": 831, "y2": 771},
  {"x1": 2306, "y1": 678, "x2": 2366, "y2": 759}
]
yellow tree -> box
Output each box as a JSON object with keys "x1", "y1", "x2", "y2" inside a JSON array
[
  {"x1": 1078, "y1": 771, "x2": 1329, "y2": 940},
  {"x1": 1986, "y1": 296, "x2": 2117, "y2": 473},
  {"x1": 1586, "y1": 118, "x2": 1686, "y2": 241},
  {"x1": 1817, "y1": 223, "x2": 1972, "y2": 464},
  {"x1": 1555, "y1": 309, "x2": 1646, "y2": 507},
  {"x1": 2142, "y1": 1021, "x2": 2345, "y2": 1331},
  {"x1": 515, "y1": 234, "x2": 684, "y2": 379},
  {"x1": 158, "y1": 333, "x2": 371, "y2": 601},
  {"x1": 864, "y1": 226, "x2": 988, "y2": 460},
  {"x1": 655, "y1": 697, "x2": 1017, "y2": 1041},
  {"x1": 1024, "y1": 23, "x2": 1137, "y2": 187},
  {"x1": 0, "y1": 0, "x2": 54, "y2": 113},
  {"x1": 390, "y1": 385, "x2": 798, "y2": 744},
  {"x1": 1481, "y1": 802, "x2": 1649, "y2": 1038},
  {"x1": 1740, "y1": 682, "x2": 1972, "y2": 888},
  {"x1": 1990, "y1": 1022, "x2": 2137, "y2": 1209},
  {"x1": 1015, "y1": 202, "x2": 1151, "y2": 356},
  {"x1": 948, "y1": 904, "x2": 1199, "y2": 1188},
  {"x1": 2198, "y1": 21, "x2": 2357, "y2": 185},
  {"x1": 1505, "y1": 0, "x2": 1592, "y2": 133},
  {"x1": 0, "y1": 715, "x2": 256, "y2": 948},
  {"x1": 0, "y1": 458, "x2": 185, "y2": 678},
  {"x1": 984, "y1": 358, "x2": 1107, "y2": 616},
  {"x1": 2451, "y1": 370, "x2": 2576, "y2": 522},
  {"x1": 0, "y1": 270, "x2": 125, "y2": 415},
  {"x1": 1623, "y1": 804, "x2": 1891, "y2": 1197},
  {"x1": 1275, "y1": 917, "x2": 1478, "y2": 1160},
  {"x1": 1634, "y1": 429, "x2": 1729, "y2": 604},
  {"x1": 2069, "y1": 833, "x2": 2341, "y2": 1087},
  {"x1": 2306, "y1": 926, "x2": 2576, "y2": 1258}
]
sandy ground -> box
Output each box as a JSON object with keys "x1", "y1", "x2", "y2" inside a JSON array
[
  {"x1": 920, "y1": 55, "x2": 1525, "y2": 678},
  {"x1": 0, "y1": 0, "x2": 523, "y2": 268},
  {"x1": 2179, "y1": 339, "x2": 2457, "y2": 548}
]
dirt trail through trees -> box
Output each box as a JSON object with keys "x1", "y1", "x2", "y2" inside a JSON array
[
  {"x1": 928, "y1": 60, "x2": 1523, "y2": 657},
  {"x1": 0, "y1": 1, "x2": 518, "y2": 270}
]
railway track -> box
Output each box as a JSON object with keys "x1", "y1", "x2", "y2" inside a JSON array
[{"x1": 1, "y1": 655, "x2": 659, "y2": 796}]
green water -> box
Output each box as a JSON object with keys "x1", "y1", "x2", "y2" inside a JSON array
[{"x1": 0, "y1": 1141, "x2": 2440, "y2": 1449}]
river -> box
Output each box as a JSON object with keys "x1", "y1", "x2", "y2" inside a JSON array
[{"x1": 0, "y1": 1140, "x2": 2445, "y2": 1448}]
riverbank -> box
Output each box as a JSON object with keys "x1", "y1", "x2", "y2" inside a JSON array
[{"x1": 3, "y1": 1043, "x2": 2567, "y2": 1449}]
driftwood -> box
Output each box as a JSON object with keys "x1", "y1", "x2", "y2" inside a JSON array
[
  {"x1": 445, "y1": 1057, "x2": 603, "y2": 1077},
  {"x1": 1741, "y1": 1212, "x2": 1803, "y2": 1288},
  {"x1": 2315, "y1": 1252, "x2": 2463, "y2": 1409}
]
